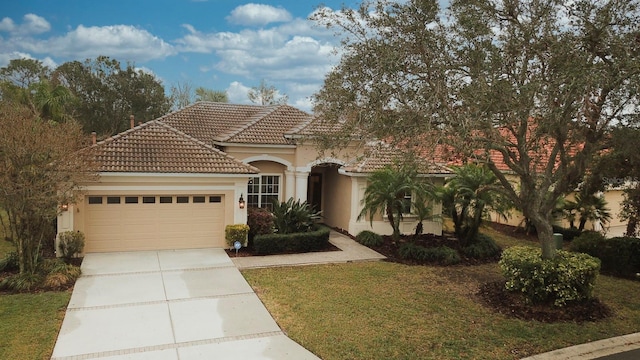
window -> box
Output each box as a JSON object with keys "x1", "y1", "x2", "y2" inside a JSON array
[
  {"x1": 209, "y1": 196, "x2": 221, "y2": 203},
  {"x1": 177, "y1": 196, "x2": 189, "y2": 204},
  {"x1": 193, "y1": 196, "x2": 205, "y2": 203},
  {"x1": 107, "y1": 196, "x2": 121, "y2": 204},
  {"x1": 159, "y1": 196, "x2": 173, "y2": 204},
  {"x1": 88, "y1": 196, "x2": 103, "y2": 204},
  {"x1": 125, "y1": 196, "x2": 139, "y2": 204},
  {"x1": 247, "y1": 175, "x2": 280, "y2": 210},
  {"x1": 401, "y1": 191, "x2": 412, "y2": 215},
  {"x1": 143, "y1": 196, "x2": 156, "y2": 204}
]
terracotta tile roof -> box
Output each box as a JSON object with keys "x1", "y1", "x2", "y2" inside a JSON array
[
  {"x1": 90, "y1": 121, "x2": 259, "y2": 174},
  {"x1": 285, "y1": 115, "x2": 346, "y2": 137},
  {"x1": 158, "y1": 102, "x2": 312, "y2": 145},
  {"x1": 342, "y1": 142, "x2": 453, "y2": 175}
]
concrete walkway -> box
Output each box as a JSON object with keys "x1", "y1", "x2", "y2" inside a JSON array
[{"x1": 231, "y1": 231, "x2": 386, "y2": 269}]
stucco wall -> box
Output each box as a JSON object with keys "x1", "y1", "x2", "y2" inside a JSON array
[{"x1": 320, "y1": 167, "x2": 352, "y2": 231}]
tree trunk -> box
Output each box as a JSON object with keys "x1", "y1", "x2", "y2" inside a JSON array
[{"x1": 529, "y1": 214, "x2": 556, "y2": 260}]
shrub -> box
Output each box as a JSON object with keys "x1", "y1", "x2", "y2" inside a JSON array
[
  {"x1": 355, "y1": 230, "x2": 384, "y2": 247},
  {"x1": 58, "y1": 230, "x2": 85, "y2": 262},
  {"x1": 254, "y1": 225, "x2": 330, "y2": 255},
  {"x1": 247, "y1": 207, "x2": 274, "y2": 244},
  {"x1": 271, "y1": 198, "x2": 321, "y2": 234},
  {"x1": 552, "y1": 225, "x2": 583, "y2": 242},
  {"x1": 500, "y1": 246, "x2": 601, "y2": 306},
  {"x1": 40, "y1": 259, "x2": 81, "y2": 290},
  {"x1": 225, "y1": 224, "x2": 250, "y2": 248},
  {"x1": 461, "y1": 234, "x2": 501, "y2": 259},
  {"x1": 0, "y1": 273, "x2": 43, "y2": 292},
  {"x1": 0, "y1": 251, "x2": 19, "y2": 272},
  {"x1": 398, "y1": 243, "x2": 461, "y2": 265},
  {"x1": 570, "y1": 232, "x2": 640, "y2": 278},
  {"x1": 569, "y1": 231, "x2": 605, "y2": 255}
]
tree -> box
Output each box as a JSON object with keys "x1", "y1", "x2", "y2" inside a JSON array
[
  {"x1": 563, "y1": 192, "x2": 612, "y2": 231},
  {"x1": 0, "y1": 58, "x2": 49, "y2": 88},
  {"x1": 195, "y1": 87, "x2": 228, "y2": 103},
  {"x1": 169, "y1": 81, "x2": 194, "y2": 110},
  {"x1": 248, "y1": 79, "x2": 288, "y2": 105},
  {"x1": 0, "y1": 105, "x2": 96, "y2": 275},
  {"x1": 584, "y1": 127, "x2": 640, "y2": 236},
  {"x1": 358, "y1": 163, "x2": 429, "y2": 240},
  {"x1": 54, "y1": 56, "x2": 172, "y2": 135},
  {"x1": 313, "y1": 0, "x2": 640, "y2": 259},
  {"x1": 440, "y1": 164, "x2": 510, "y2": 246}
]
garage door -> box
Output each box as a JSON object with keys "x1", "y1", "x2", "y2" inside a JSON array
[{"x1": 84, "y1": 195, "x2": 225, "y2": 252}]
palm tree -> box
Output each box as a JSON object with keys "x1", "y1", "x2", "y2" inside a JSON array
[
  {"x1": 564, "y1": 192, "x2": 612, "y2": 231},
  {"x1": 358, "y1": 165, "x2": 419, "y2": 240},
  {"x1": 440, "y1": 164, "x2": 510, "y2": 246}
]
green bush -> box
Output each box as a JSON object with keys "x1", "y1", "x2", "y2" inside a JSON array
[
  {"x1": 247, "y1": 207, "x2": 274, "y2": 244},
  {"x1": 398, "y1": 243, "x2": 461, "y2": 265},
  {"x1": 552, "y1": 225, "x2": 583, "y2": 242},
  {"x1": 499, "y1": 246, "x2": 601, "y2": 306},
  {"x1": 569, "y1": 231, "x2": 605, "y2": 255},
  {"x1": 40, "y1": 259, "x2": 81, "y2": 290},
  {"x1": 570, "y1": 232, "x2": 640, "y2": 278},
  {"x1": 271, "y1": 198, "x2": 321, "y2": 234},
  {"x1": 461, "y1": 234, "x2": 501, "y2": 259},
  {"x1": 355, "y1": 230, "x2": 384, "y2": 247},
  {"x1": 254, "y1": 225, "x2": 330, "y2": 255},
  {"x1": 0, "y1": 251, "x2": 19, "y2": 272},
  {"x1": 225, "y1": 224, "x2": 250, "y2": 248},
  {"x1": 58, "y1": 231, "x2": 85, "y2": 262}
]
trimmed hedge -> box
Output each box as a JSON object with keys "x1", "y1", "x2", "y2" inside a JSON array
[
  {"x1": 570, "y1": 232, "x2": 640, "y2": 278},
  {"x1": 355, "y1": 230, "x2": 384, "y2": 247},
  {"x1": 57, "y1": 230, "x2": 85, "y2": 262},
  {"x1": 398, "y1": 243, "x2": 461, "y2": 265},
  {"x1": 225, "y1": 224, "x2": 249, "y2": 248},
  {"x1": 461, "y1": 234, "x2": 501, "y2": 259},
  {"x1": 253, "y1": 225, "x2": 331, "y2": 255},
  {"x1": 500, "y1": 246, "x2": 601, "y2": 306}
]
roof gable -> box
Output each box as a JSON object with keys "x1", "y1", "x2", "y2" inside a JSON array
[
  {"x1": 158, "y1": 102, "x2": 313, "y2": 146},
  {"x1": 91, "y1": 121, "x2": 258, "y2": 174}
]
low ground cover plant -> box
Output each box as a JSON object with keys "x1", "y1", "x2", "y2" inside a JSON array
[{"x1": 355, "y1": 230, "x2": 384, "y2": 247}]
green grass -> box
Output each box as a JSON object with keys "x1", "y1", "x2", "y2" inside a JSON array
[
  {"x1": 0, "y1": 209, "x2": 72, "y2": 359},
  {"x1": 243, "y1": 252, "x2": 640, "y2": 359},
  {"x1": 0, "y1": 292, "x2": 71, "y2": 360}
]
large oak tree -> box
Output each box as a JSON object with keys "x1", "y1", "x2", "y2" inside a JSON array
[{"x1": 313, "y1": 0, "x2": 640, "y2": 257}]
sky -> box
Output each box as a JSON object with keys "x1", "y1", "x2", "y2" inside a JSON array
[{"x1": 0, "y1": 0, "x2": 365, "y2": 111}]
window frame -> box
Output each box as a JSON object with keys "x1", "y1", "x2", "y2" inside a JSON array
[{"x1": 247, "y1": 174, "x2": 281, "y2": 210}]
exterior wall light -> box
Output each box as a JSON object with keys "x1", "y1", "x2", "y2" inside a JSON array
[
  {"x1": 60, "y1": 204, "x2": 69, "y2": 212},
  {"x1": 239, "y1": 194, "x2": 245, "y2": 209}
]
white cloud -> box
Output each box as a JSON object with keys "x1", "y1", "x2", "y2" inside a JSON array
[
  {"x1": 0, "y1": 18, "x2": 15, "y2": 32},
  {"x1": 227, "y1": 4, "x2": 292, "y2": 26},
  {"x1": 0, "y1": 51, "x2": 56, "y2": 70},
  {"x1": 226, "y1": 81, "x2": 253, "y2": 104},
  {"x1": 0, "y1": 14, "x2": 50, "y2": 35},
  {"x1": 22, "y1": 24, "x2": 175, "y2": 62}
]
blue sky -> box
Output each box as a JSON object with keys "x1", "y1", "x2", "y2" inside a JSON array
[{"x1": 0, "y1": 0, "x2": 365, "y2": 111}]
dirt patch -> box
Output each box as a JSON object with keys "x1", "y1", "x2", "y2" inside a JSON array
[{"x1": 487, "y1": 222, "x2": 539, "y2": 242}]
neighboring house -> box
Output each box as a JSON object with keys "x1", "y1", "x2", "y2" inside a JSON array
[{"x1": 57, "y1": 102, "x2": 450, "y2": 253}]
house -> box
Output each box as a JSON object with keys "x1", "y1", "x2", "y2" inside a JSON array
[{"x1": 57, "y1": 102, "x2": 450, "y2": 253}]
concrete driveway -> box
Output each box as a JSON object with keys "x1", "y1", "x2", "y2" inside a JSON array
[{"x1": 51, "y1": 249, "x2": 320, "y2": 360}]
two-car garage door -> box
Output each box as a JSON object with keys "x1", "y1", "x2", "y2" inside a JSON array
[{"x1": 84, "y1": 194, "x2": 225, "y2": 252}]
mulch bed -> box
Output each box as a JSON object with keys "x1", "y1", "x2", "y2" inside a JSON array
[
  {"x1": 477, "y1": 281, "x2": 612, "y2": 323},
  {"x1": 368, "y1": 232, "x2": 501, "y2": 266},
  {"x1": 363, "y1": 228, "x2": 613, "y2": 323}
]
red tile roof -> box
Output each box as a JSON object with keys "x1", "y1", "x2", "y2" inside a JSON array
[
  {"x1": 91, "y1": 121, "x2": 259, "y2": 174},
  {"x1": 158, "y1": 102, "x2": 313, "y2": 145}
]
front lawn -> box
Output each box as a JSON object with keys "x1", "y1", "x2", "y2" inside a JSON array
[
  {"x1": 0, "y1": 211, "x2": 72, "y2": 360},
  {"x1": 243, "y1": 233, "x2": 640, "y2": 359}
]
